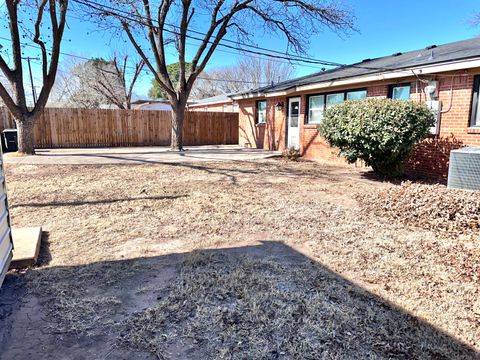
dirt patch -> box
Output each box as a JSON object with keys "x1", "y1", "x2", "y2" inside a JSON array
[{"x1": 0, "y1": 255, "x2": 183, "y2": 359}]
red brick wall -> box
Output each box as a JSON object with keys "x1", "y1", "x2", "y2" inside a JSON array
[
  {"x1": 405, "y1": 73, "x2": 480, "y2": 179},
  {"x1": 238, "y1": 97, "x2": 286, "y2": 150},
  {"x1": 237, "y1": 70, "x2": 480, "y2": 178}
]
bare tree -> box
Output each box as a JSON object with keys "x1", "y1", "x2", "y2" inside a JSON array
[
  {"x1": 94, "y1": 55, "x2": 144, "y2": 109},
  {"x1": 53, "y1": 58, "x2": 115, "y2": 108},
  {"x1": 193, "y1": 56, "x2": 296, "y2": 99},
  {"x1": 470, "y1": 12, "x2": 480, "y2": 27},
  {"x1": 84, "y1": 0, "x2": 354, "y2": 150},
  {"x1": 54, "y1": 55, "x2": 144, "y2": 109},
  {"x1": 0, "y1": 0, "x2": 68, "y2": 155}
]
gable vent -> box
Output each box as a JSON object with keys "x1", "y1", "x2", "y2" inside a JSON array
[{"x1": 448, "y1": 147, "x2": 480, "y2": 191}]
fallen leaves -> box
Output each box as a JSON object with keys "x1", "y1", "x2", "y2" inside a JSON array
[{"x1": 357, "y1": 181, "x2": 480, "y2": 236}]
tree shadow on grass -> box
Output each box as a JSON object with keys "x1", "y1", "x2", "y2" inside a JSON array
[
  {"x1": 9, "y1": 194, "x2": 188, "y2": 209},
  {"x1": 0, "y1": 241, "x2": 476, "y2": 359},
  {"x1": 28, "y1": 148, "x2": 344, "y2": 185}
]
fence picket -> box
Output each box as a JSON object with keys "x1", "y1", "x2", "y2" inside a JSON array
[{"x1": 0, "y1": 108, "x2": 239, "y2": 148}]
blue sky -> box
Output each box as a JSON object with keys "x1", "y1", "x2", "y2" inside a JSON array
[{"x1": 1, "y1": 0, "x2": 480, "y2": 99}]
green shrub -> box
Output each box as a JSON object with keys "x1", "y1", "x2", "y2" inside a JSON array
[{"x1": 319, "y1": 98, "x2": 435, "y2": 177}]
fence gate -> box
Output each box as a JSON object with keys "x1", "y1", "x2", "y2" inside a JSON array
[{"x1": 0, "y1": 149, "x2": 13, "y2": 288}]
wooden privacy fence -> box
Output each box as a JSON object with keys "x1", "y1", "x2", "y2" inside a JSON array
[{"x1": 0, "y1": 107, "x2": 239, "y2": 148}]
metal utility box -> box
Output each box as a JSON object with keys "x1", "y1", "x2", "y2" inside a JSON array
[
  {"x1": 448, "y1": 147, "x2": 480, "y2": 191},
  {"x1": 0, "y1": 148, "x2": 13, "y2": 288}
]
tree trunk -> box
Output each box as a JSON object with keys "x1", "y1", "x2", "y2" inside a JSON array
[
  {"x1": 171, "y1": 104, "x2": 186, "y2": 151},
  {"x1": 15, "y1": 117, "x2": 35, "y2": 155}
]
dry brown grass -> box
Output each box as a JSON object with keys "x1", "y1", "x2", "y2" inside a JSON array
[
  {"x1": 119, "y1": 252, "x2": 474, "y2": 359},
  {"x1": 3, "y1": 159, "x2": 479, "y2": 359}
]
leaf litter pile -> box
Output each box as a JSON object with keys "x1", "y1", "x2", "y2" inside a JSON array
[{"x1": 357, "y1": 181, "x2": 480, "y2": 236}]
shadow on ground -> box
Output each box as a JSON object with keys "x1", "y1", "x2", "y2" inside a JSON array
[
  {"x1": 0, "y1": 241, "x2": 476, "y2": 359},
  {"x1": 10, "y1": 195, "x2": 188, "y2": 209}
]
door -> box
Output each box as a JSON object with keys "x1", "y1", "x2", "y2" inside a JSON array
[
  {"x1": 287, "y1": 97, "x2": 301, "y2": 149},
  {"x1": 0, "y1": 149, "x2": 13, "y2": 289}
]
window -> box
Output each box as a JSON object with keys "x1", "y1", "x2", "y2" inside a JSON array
[
  {"x1": 308, "y1": 95, "x2": 325, "y2": 124},
  {"x1": 389, "y1": 85, "x2": 411, "y2": 100},
  {"x1": 223, "y1": 105, "x2": 228, "y2": 112},
  {"x1": 346, "y1": 89, "x2": 367, "y2": 100},
  {"x1": 306, "y1": 88, "x2": 367, "y2": 124},
  {"x1": 256, "y1": 100, "x2": 267, "y2": 124},
  {"x1": 326, "y1": 93, "x2": 344, "y2": 108},
  {"x1": 233, "y1": 104, "x2": 239, "y2": 112},
  {"x1": 471, "y1": 76, "x2": 480, "y2": 127}
]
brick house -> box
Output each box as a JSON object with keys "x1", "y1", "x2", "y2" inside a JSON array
[
  {"x1": 231, "y1": 38, "x2": 480, "y2": 179},
  {"x1": 189, "y1": 94, "x2": 239, "y2": 113}
]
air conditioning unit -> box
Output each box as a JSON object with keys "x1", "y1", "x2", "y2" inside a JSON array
[{"x1": 448, "y1": 147, "x2": 480, "y2": 191}]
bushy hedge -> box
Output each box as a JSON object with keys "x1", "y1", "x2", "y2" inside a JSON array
[{"x1": 319, "y1": 98, "x2": 435, "y2": 177}]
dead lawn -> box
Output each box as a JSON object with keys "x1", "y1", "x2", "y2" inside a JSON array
[{"x1": 0, "y1": 159, "x2": 479, "y2": 359}]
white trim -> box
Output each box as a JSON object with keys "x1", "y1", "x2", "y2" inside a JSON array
[
  {"x1": 234, "y1": 58, "x2": 480, "y2": 100},
  {"x1": 287, "y1": 97, "x2": 301, "y2": 149}
]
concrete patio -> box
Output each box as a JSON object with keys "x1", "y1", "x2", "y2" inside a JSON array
[{"x1": 3, "y1": 145, "x2": 281, "y2": 165}]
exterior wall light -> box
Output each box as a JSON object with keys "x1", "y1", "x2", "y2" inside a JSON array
[{"x1": 275, "y1": 102, "x2": 284, "y2": 111}]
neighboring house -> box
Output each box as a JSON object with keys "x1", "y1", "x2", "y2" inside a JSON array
[
  {"x1": 132, "y1": 100, "x2": 173, "y2": 111},
  {"x1": 232, "y1": 37, "x2": 480, "y2": 179},
  {"x1": 189, "y1": 94, "x2": 239, "y2": 112}
]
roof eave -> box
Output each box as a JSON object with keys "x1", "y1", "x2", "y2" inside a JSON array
[{"x1": 235, "y1": 57, "x2": 480, "y2": 99}]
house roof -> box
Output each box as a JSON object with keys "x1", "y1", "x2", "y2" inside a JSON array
[
  {"x1": 190, "y1": 93, "x2": 235, "y2": 106},
  {"x1": 232, "y1": 37, "x2": 480, "y2": 97}
]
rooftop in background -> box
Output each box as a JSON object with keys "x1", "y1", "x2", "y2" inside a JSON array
[
  {"x1": 190, "y1": 94, "x2": 236, "y2": 106},
  {"x1": 232, "y1": 37, "x2": 480, "y2": 97}
]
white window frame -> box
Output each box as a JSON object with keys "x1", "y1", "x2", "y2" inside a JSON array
[
  {"x1": 308, "y1": 95, "x2": 325, "y2": 124},
  {"x1": 471, "y1": 75, "x2": 480, "y2": 127},
  {"x1": 346, "y1": 89, "x2": 368, "y2": 100},
  {"x1": 306, "y1": 88, "x2": 367, "y2": 124},
  {"x1": 390, "y1": 85, "x2": 411, "y2": 101},
  {"x1": 256, "y1": 100, "x2": 267, "y2": 124}
]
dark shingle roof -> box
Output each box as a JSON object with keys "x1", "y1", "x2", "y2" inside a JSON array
[{"x1": 237, "y1": 37, "x2": 480, "y2": 95}]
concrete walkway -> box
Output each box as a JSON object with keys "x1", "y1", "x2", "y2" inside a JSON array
[{"x1": 4, "y1": 145, "x2": 281, "y2": 165}]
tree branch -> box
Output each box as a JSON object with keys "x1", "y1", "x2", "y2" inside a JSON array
[
  {"x1": 121, "y1": 21, "x2": 176, "y2": 99},
  {"x1": 33, "y1": 0, "x2": 49, "y2": 83},
  {"x1": 32, "y1": 0, "x2": 69, "y2": 119}
]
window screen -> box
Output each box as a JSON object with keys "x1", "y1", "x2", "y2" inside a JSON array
[
  {"x1": 326, "y1": 93, "x2": 344, "y2": 108},
  {"x1": 346, "y1": 90, "x2": 367, "y2": 100},
  {"x1": 308, "y1": 95, "x2": 325, "y2": 124},
  {"x1": 256, "y1": 100, "x2": 267, "y2": 124},
  {"x1": 391, "y1": 85, "x2": 411, "y2": 100}
]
